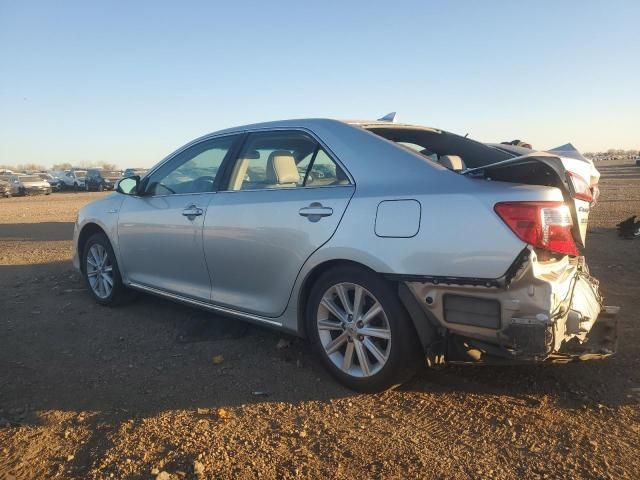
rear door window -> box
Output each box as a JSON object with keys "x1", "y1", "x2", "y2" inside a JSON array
[{"x1": 226, "y1": 131, "x2": 350, "y2": 191}]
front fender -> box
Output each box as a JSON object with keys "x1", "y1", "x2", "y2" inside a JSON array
[{"x1": 73, "y1": 194, "x2": 125, "y2": 273}]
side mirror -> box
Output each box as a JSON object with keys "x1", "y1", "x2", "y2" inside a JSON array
[{"x1": 116, "y1": 176, "x2": 140, "y2": 195}]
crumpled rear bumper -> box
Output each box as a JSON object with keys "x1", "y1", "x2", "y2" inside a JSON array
[
  {"x1": 502, "y1": 272, "x2": 618, "y2": 362},
  {"x1": 403, "y1": 251, "x2": 619, "y2": 365},
  {"x1": 547, "y1": 306, "x2": 618, "y2": 362}
]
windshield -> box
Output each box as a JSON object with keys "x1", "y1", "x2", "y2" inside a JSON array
[
  {"x1": 74, "y1": 170, "x2": 87, "y2": 176},
  {"x1": 19, "y1": 176, "x2": 41, "y2": 182},
  {"x1": 104, "y1": 171, "x2": 121, "y2": 178}
]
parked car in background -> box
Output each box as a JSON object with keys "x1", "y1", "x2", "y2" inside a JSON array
[
  {"x1": 0, "y1": 177, "x2": 11, "y2": 197},
  {"x1": 4, "y1": 174, "x2": 52, "y2": 195},
  {"x1": 73, "y1": 117, "x2": 618, "y2": 392},
  {"x1": 37, "y1": 172, "x2": 62, "y2": 191},
  {"x1": 0, "y1": 169, "x2": 14, "y2": 175},
  {"x1": 85, "y1": 169, "x2": 123, "y2": 191},
  {"x1": 59, "y1": 170, "x2": 87, "y2": 190},
  {"x1": 0, "y1": 175, "x2": 18, "y2": 196},
  {"x1": 122, "y1": 168, "x2": 146, "y2": 178}
]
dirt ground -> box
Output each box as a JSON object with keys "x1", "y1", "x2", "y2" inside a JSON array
[{"x1": 1, "y1": 162, "x2": 639, "y2": 480}]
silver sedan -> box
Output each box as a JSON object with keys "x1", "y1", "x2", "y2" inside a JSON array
[{"x1": 73, "y1": 117, "x2": 618, "y2": 391}]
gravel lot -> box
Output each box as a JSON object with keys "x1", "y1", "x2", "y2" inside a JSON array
[{"x1": 1, "y1": 163, "x2": 639, "y2": 480}]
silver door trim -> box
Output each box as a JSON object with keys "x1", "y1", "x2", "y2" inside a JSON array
[{"x1": 128, "y1": 281, "x2": 283, "y2": 327}]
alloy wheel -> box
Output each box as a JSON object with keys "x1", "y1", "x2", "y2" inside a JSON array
[
  {"x1": 316, "y1": 282, "x2": 391, "y2": 377},
  {"x1": 86, "y1": 244, "x2": 114, "y2": 299}
]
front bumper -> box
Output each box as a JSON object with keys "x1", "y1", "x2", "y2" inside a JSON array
[
  {"x1": 20, "y1": 186, "x2": 51, "y2": 195},
  {"x1": 405, "y1": 251, "x2": 619, "y2": 364}
]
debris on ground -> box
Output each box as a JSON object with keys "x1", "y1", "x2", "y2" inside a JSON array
[
  {"x1": 193, "y1": 460, "x2": 205, "y2": 476},
  {"x1": 216, "y1": 408, "x2": 229, "y2": 419},
  {"x1": 616, "y1": 215, "x2": 640, "y2": 238},
  {"x1": 211, "y1": 354, "x2": 224, "y2": 365}
]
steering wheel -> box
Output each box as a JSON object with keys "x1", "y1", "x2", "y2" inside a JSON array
[
  {"x1": 149, "y1": 182, "x2": 176, "y2": 195},
  {"x1": 191, "y1": 175, "x2": 216, "y2": 192}
]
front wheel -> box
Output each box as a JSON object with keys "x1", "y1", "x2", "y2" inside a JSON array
[
  {"x1": 82, "y1": 233, "x2": 133, "y2": 305},
  {"x1": 306, "y1": 265, "x2": 420, "y2": 392}
]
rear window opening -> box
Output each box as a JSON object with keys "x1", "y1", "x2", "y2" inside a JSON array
[{"x1": 364, "y1": 126, "x2": 513, "y2": 170}]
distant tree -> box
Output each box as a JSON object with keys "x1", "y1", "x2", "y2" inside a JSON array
[
  {"x1": 97, "y1": 162, "x2": 118, "y2": 171},
  {"x1": 14, "y1": 163, "x2": 46, "y2": 172},
  {"x1": 52, "y1": 162, "x2": 73, "y2": 171}
]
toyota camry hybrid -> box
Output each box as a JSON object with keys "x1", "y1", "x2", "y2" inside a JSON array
[{"x1": 73, "y1": 116, "x2": 619, "y2": 391}]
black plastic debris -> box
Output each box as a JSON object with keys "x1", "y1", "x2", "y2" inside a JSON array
[{"x1": 616, "y1": 215, "x2": 640, "y2": 239}]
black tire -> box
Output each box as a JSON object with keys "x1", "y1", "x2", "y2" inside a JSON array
[
  {"x1": 98, "y1": 183, "x2": 104, "y2": 192},
  {"x1": 81, "y1": 232, "x2": 134, "y2": 306},
  {"x1": 306, "y1": 265, "x2": 421, "y2": 392},
  {"x1": 73, "y1": 182, "x2": 78, "y2": 192}
]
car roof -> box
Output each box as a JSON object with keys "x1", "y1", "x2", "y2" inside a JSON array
[{"x1": 207, "y1": 118, "x2": 441, "y2": 136}]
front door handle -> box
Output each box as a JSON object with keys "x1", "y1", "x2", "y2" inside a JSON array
[
  {"x1": 299, "y1": 203, "x2": 333, "y2": 222},
  {"x1": 182, "y1": 205, "x2": 203, "y2": 218}
]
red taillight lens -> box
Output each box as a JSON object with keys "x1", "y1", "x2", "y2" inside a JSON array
[
  {"x1": 494, "y1": 202, "x2": 579, "y2": 256},
  {"x1": 566, "y1": 171, "x2": 593, "y2": 203}
]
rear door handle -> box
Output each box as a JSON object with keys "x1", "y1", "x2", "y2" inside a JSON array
[
  {"x1": 182, "y1": 205, "x2": 203, "y2": 218},
  {"x1": 299, "y1": 203, "x2": 333, "y2": 222}
]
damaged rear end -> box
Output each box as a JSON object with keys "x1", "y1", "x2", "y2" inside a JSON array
[
  {"x1": 412, "y1": 150, "x2": 617, "y2": 364},
  {"x1": 407, "y1": 248, "x2": 618, "y2": 365},
  {"x1": 363, "y1": 123, "x2": 618, "y2": 365}
]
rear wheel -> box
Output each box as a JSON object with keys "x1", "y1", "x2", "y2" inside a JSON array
[
  {"x1": 82, "y1": 233, "x2": 133, "y2": 305},
  {"x1": 306, "y1": 265, "x2": 420, "y2": 392}
]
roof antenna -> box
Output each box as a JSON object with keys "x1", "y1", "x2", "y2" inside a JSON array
[
  {"x1": 377, "y1": 112, "x2": 397, "y2": 123},
  {"x1": 464, "y1": 133, "x2": 469, "y2": 138}
]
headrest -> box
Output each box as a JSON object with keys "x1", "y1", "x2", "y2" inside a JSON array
[
  {"x1": 243, "y1": 150, "x2": 260, "y2": 160},
  {"x1": 439, "y1": 155, "x2": 464, "y2": 171},
  {"x1": 266, "y1": 150, "x2": 299, "y2": 184}
]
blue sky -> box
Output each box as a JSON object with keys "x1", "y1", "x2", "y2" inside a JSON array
[{"x1": 1, "y1": 0, "x2": 638, "y2": 168}]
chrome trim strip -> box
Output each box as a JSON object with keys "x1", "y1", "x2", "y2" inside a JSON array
[
  {"x1": 128, "y1": 282, "x2": 283, "y2": 327},
  {"x1": 142, "y1": 182, "x2": 354, "y2": 199}
]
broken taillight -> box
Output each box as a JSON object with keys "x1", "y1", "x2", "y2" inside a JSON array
[
  {"x1": 494, "y1": 202, "x2": 579, "y2": 256},
  {"x1": 566, "y1": 171, "x2": 593, "y2": 203}
]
